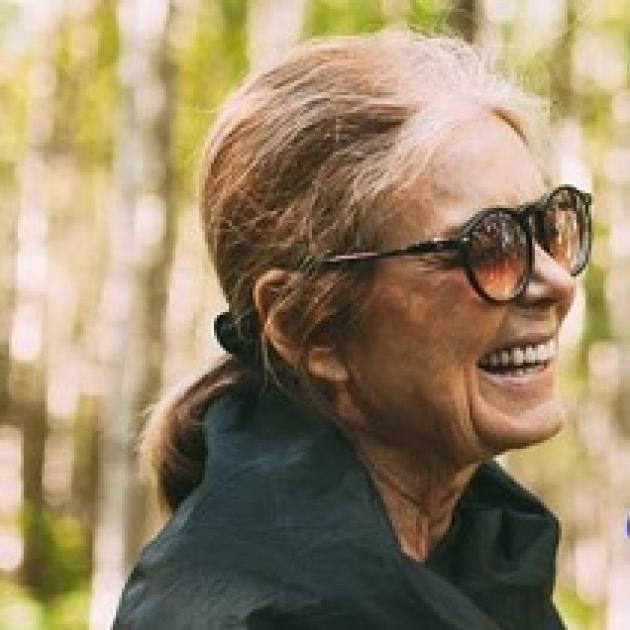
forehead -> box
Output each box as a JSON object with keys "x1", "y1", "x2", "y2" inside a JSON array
[{"x1": 388, "y1": 115, "x2": 545, "y2": 242}]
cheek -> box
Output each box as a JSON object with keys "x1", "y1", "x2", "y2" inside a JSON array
[
  {"x1": 375, "y1": 271, "x2": 494, "y2": 364},
  {"x1": 345, "y1": 273, "x2": 503, "y2": 462},
  {"x1": 354, "y1": 269, "x2": 502, "y2": 403}
]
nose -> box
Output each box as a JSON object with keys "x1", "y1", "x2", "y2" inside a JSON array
[{"x1": 517, "y1": 243, "x2": 576, "y2": 315}]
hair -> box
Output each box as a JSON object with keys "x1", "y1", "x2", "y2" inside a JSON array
[{"x1": 141, "y1": 28, "x2": 551, "y2": 512}]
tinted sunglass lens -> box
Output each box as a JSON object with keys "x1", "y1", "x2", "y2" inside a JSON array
[
  {"x1": 542, "y1": 188, "x2": 588, "y2": 274},
  {"x1": 469, "y1": 213, "x2": 529, "y2": 301}
]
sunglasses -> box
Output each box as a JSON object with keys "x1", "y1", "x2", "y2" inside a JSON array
[{"x1": 321, "y1": 185, "x2": 592, "y2": 303}]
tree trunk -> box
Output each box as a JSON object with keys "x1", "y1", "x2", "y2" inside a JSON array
[
  {"x1": 89, "y1": 1, "x2": 174, "y2": 627},
  {"x1": 125, "y1": 1, "x2": 178, "y2": 563},
  {"x1": 448, "y1": 0, "x2": 477, "y2": 42},
  {"x1": 18, "y1": 367, "x2": 48, "y2": 595},
  {"x1": 14, "y1": 7, "x2": 60, "y2": 597}
]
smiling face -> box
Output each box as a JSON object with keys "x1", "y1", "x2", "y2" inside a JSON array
[{"x1": 338, "y1": 115, "x2": 576, "y2": 469}]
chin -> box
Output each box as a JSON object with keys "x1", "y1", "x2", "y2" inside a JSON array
[
  {"x1": 471, "y1": 357, "x2": 567, "y2": 453},
  {"x1": 473, "y1": 394, "x2": 566, "y2": 454}
]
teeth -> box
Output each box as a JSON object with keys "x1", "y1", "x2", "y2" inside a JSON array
[{"x1": 481, "y1": 339, "x2": 556, "y2": 370}]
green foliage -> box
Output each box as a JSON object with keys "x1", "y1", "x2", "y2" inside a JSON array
[
  {"x1": 555, "y1": 585, "x2": 604, "y2": 630},
  {"x1": 0, "y1": 60, "x2": 28, "y2": 184},
  {"x1": 171, "y1": 0, "x2": 249, "y2": 201},
  {"x1": 581, "y1": 261, "x2": 612, "y2": 353},
  {"x1": 0, "y1": 582, "x2": 44, "y2": 630},
  {"x1": 303, "y1": 0, "x2": 386, "y2": 37},
  {"x1": 20, "y1": 505, "x2": 91, "y2": 602},
  {"x1": 65, "y1": 1, "x2": 118, "y2": 168},
  {"x1": 0, "y1": 582, "x2": 88, "y2": 630},
  {"x1": 406, "y1": 0, "x2": 452, "y2": 31},
  {"x1": 45, "y1": 587, "x2": 89, "y2": 630}
]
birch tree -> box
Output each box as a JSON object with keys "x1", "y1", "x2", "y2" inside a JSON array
[
  {"x1": 89, "y1": 1, "x2": 174, "y2": 627},
  {"x1": 12, "y1": 3, "x2": 62, "y2": 598}
]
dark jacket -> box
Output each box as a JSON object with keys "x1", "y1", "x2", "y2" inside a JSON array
[{"x1": 114, "y1": 383, "x2": 565, "y2": 629}]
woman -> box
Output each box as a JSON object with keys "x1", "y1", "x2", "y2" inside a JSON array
[{"x1": 114, "y1": 30, "x2": 592, "y2": 629}]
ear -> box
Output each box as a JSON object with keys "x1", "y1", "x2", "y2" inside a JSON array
[
  {"x1": 252, "y1": 269, "x2": 300, "y2": 366},
  {"x1": 252, "y1": 269, "x2": 349, "y2": 384}
]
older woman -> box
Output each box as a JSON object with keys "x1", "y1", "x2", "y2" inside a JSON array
[{"x1": 114, "y1": 30, "x2": 592, "y2": 629}]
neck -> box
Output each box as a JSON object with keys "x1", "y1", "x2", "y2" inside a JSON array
[{"x1": 351, "y1": 432, "x2": 478, "y2": 563}]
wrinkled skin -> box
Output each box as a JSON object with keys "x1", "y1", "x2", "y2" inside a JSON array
[{"x1": 331, "y1": 114, "x2": 576, "y2": 560}]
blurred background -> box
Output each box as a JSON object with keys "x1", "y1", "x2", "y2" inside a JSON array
[{"x1": 0, "y1": 0, "x2": 629, "y2": 628}]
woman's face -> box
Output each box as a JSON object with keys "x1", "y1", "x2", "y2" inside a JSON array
[{"x1": 341, "y1": 115, "x2": 576, "y2": 468}]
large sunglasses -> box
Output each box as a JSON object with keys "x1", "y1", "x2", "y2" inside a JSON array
[{"x1": 321, "y1": 185, "x2": 592, "y2": 303}]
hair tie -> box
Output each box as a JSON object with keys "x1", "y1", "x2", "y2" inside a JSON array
[{"x1": 214, "y1": 311, "x2": 260, "y2": 368}]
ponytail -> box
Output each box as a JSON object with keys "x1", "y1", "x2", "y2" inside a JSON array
[{"x1": 140, "y1": 357, "x2": 252, "y2": 512}]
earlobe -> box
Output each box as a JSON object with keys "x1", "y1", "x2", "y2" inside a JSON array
[{"x1": 307, "y1": 346, "x2": 349, "y2": 384}]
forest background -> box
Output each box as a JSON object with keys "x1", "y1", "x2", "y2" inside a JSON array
[{"x1": 0, "y1": 0, "x2": 629, "y2": 628}]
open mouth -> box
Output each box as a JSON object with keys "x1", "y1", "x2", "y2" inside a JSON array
[{"x1": 477, "y1": 339, "x2": 556, "y2": 377}]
